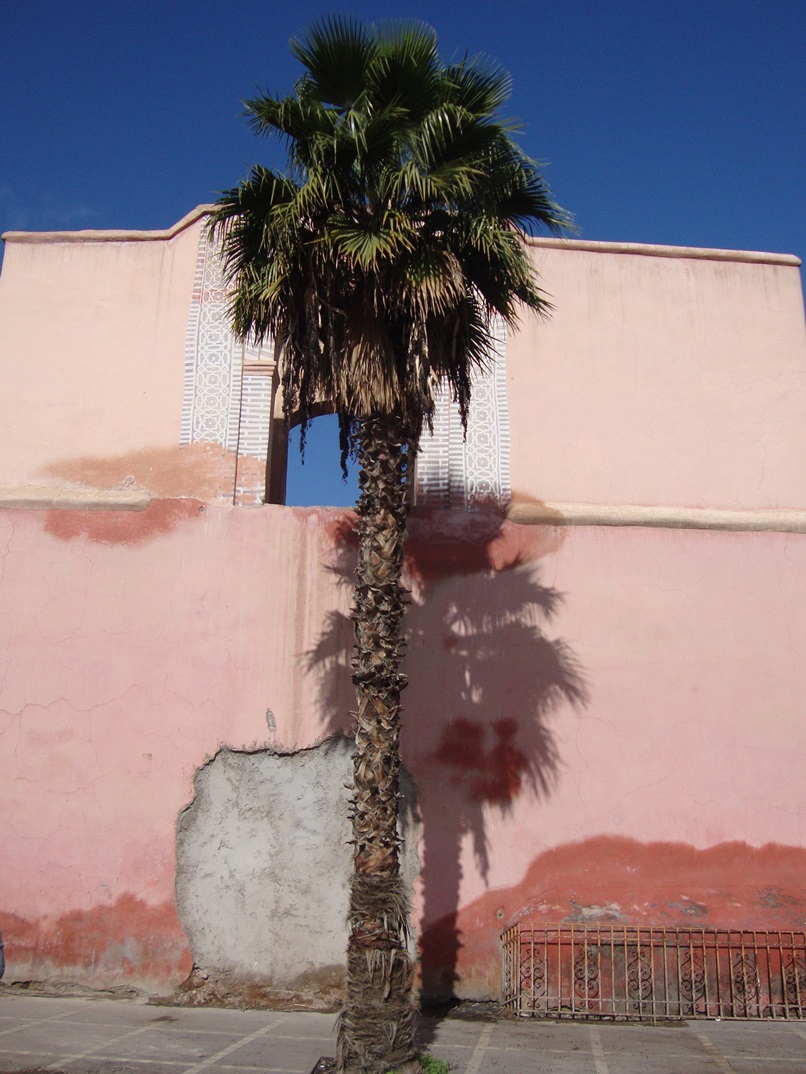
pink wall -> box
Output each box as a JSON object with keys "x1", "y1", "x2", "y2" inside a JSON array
[
  {"x1": 510, "y1": 240, "x2": 806, "y2": 510},
  {"x1": 0, "y1": 503, "x2": 351, "y2": 988},
  {"x1": 1, "y1": 504, "x2": 804, "y2": 995},
  {"x1": 402, "y1": 515, "x2": 806, "y2": 995},
  {"x1": 0, "y1": 210, "x2": 234, "y2": 499},
  {"x1": 1, "y1": 214, "x2": 805, "y2": 999}
]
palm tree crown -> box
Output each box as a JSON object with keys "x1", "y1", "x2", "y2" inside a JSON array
[{"x1": 210, "y1": 16, "x2": 568, "y2": 445}]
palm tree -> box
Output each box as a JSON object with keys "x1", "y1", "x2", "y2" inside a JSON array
[{"x1": 210, "y1": 17, "x2": 569, "y2": 1073}]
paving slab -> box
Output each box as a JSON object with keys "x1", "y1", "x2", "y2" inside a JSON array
[{"x1": 0, "y1": 993, "x2": 805, "y2": 1074}]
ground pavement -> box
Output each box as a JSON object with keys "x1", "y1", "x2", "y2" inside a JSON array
[{"x1": 0, "y1": 993, "x2": 804, "y2": 1074}]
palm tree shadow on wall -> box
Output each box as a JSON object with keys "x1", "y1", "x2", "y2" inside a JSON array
[{"x1": 306, "y1": 508, "x2": 588, "y2": 1009}]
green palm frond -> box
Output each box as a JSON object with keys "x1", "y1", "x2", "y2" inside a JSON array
[
  {"x1": 464, "y1": 136, "x2": 573, "y2": 234},
  {"x1": 397, "y1": 246, "x2": 465, "y2": 317},
  {"x1": 414, "y1": 106, "x2": 500, "y2": 179},
  {"x1": 211, "y1": 17, "x2": 569, "y2": 436},
  {"x1": 289, "y1": 15, "x2": 375, "y2": 109},
  {"x1": 443, "y1": 57, "x2": 513, "y2": 115},
  {"x1": 367, "y1": 21, "x2": 440, "y2": 116},
  {"x1": 244, "y1": 91, "x2": 336, "y2": 149},
  {"x1": 328, "y1": 215, "x2": 416, "y2": 267}
]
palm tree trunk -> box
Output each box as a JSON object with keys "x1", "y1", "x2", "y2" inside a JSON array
[{"x1": 337, "y1": 413, "x2": 417, "y2": 1074}]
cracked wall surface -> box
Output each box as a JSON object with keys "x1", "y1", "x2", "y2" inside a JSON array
[{"x1": 175, "y1": 737, "x2": 420, "y2": 1004}]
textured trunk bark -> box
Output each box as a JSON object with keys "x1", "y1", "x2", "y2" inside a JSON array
[{"x1": 337, "y1": 413, "x2": 417, "y2": 1074}]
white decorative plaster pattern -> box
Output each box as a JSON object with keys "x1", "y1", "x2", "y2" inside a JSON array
[
  {"x1": 237, "y1": 372, "x2": 274, "y2": 459},
  {"x1": 415, "y1": 380, "x2": 452, "y2": 506},
  {"x1": 416, "y1": 317, "x2": 511, "y2": 509},
  {"x1": 234, "y1": 359, "x2": 276, "y2": 506},
  {"x1": 181, "y1": 228, "x2": 242, "y2": 452},
  {"x1": 183, "y1": 231, "x2": 278, "y2": 504}
]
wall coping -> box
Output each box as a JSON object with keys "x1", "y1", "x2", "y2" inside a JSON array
[
  {"x1": 2, "y1": 487, "x2": 805, "y2": 532},
  {"x1": 3, "y1": 207, "x2": 801, "y2": 267},
  {"x1": 0, "y1": 486, "x2": 151, "y2": 511},
  {"x1": 1, "y1": 205, "x2": 215, "y2": 245},
  {"x1": 507, "y1": 501, "x2": 806, "y2": 534},
  {"x1": 525, "y1": 235, "x2": 801, "y2": 267}
]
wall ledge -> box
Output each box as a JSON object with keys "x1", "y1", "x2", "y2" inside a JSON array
[
  {"x1": 507, "y1": 501, "x2": 806, "y2": 534},
  {"x1": 2, "y1": 205, "x2": 215, "y2": 245},
  {"x1": 525, "y1": 235, "x2": 802, "y2": 267},
  {"x1": 2, "y1": 489, "x2": 803, "y2": 530},
  {"x1": 4, "y1": 210, "x2": 800, "y2": 267},
  {"x1": 0, "y1": 486, "x2": 152, "y2": 511}
]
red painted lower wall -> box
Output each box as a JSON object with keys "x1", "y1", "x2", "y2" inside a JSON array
[
  {"x1": 0, "y1": 897, "x2": 192, "y2": 991},
  {"x1": 419, "y1": 837, "x2": 806, "y2": 999}
]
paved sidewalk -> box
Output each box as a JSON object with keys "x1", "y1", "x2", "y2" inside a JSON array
[{"x1": 1, "y1": 993, "x2": 805, "y2": 1074}]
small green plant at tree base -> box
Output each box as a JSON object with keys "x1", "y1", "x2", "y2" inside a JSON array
[
  {"x1": 384, "y1": 1056, "x2": 451, "y2": 1074},
  {"x1": 417, "y1": 1054, "x2": 451, "y2": 1074}
]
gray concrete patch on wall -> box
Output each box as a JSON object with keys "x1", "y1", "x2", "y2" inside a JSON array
[{"x1": 175, "y1": 734, "x2": 420, "y2": 1007}]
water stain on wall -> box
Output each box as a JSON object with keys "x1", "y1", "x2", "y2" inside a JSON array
[
  {"x1": 325, "y1": 504, "x2": 565, "y2": 588},
  {"x1": 44, "y1": 498, "x2": 203, "y2": 545},
  {"x1": 44, "y1": 442, "x2": 237, "y2": 500}
]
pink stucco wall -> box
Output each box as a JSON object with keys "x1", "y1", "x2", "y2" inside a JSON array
[
  {"x1": 0, "y1": 209, "x2": 234, "y2": 500},
  {"x1": 1, "y1": 213, "x2": 805, "y2": 999},
  {"x1": 510, "y1": 240, "x2": 806, "y2": 510},
  {"x1": 406, "y1": 518, "x2": 806, "y2": 995},
  {"x1": 0, "y1": 503, "x2": 347, "y2": 988},
  {"x1": 2, "y1": 503, "x2": 805, "y2": 995}
]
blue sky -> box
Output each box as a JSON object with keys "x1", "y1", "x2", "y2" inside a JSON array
[{"x1": 2, "y1": 0, "x2": 804, "y2": 504}]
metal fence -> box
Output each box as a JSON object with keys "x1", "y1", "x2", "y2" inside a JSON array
[{"x1": 502, "y1": 924, "x2": 806, "y2": 1021}]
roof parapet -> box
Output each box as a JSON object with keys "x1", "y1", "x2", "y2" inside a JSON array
[{"x1": 526, "y1": 235, "x2": 801, "y2": 267}]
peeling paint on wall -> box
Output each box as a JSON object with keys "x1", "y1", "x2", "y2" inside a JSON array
[
  {"x1": 0, "y1": 897, "x2": 191, "y2": 992},
  {"x1": 175, "y1": 735, "x2": 421, "y2": 1007}
]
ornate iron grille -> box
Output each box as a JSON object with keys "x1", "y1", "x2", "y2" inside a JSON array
[{"x1": 501, "y1": 924, "x2": 806, "y2": 1021}]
